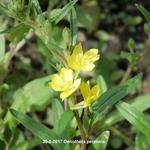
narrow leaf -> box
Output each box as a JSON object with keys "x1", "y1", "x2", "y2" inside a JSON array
[
  {"x1": 31, "y1": 0, "x2": 42, "y2": 14},
  {"x1": 93, "y1": 131, "x2": 110, "y2": 150},
  {"x1": 0, "y1": 3, "x2": 11, "y2": 15},
  {"x1": 92, "y1": 75, "x2": 141, "y2": 114},
  {"x1": 144, "y1": 23, "x2": 150, "y2": 34},
  {"x1": 117, "y1": 102, "x2": 150, "y2": 137},
  {"x1": 135, "y1": 133, "x2": 150, "y2": 150},
  {"x1": 136, "y1": 4, "x2": 150, "y2": 22},
  {"x1": 7, "y1": 24, "x2": 30, "y2": 43},
  {"x1": 56, "y1": 111, "x2": 73, "y2": 137},
  {"x1": 50, "y1": 0, "x2": 78, "y2": 24},
  {"x1": 52, "y1": 99, "x2": 64, "y2": 127},
  {"x1": 9, "y1": 109, "x2": 60, "y2": 150},
  {"x1": 70, "y1": 6, "x2": 77, "y2": 47},
  {"x1": 97, "y1": 75, "x2": 107, "y2": 94},
  {"x1": 102, "y1": 93, "x2": 150, "y2": 128}
]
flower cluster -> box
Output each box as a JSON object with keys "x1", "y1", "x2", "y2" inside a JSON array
[{"x1": 49, "y1": 43, "x2": 100, "y2": 109}]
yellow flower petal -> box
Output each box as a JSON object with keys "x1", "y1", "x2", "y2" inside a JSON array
[
  {"x1": 73, "y1": 78, "x2": 81, "y2": 89},
  {"x1": 81, "y1": 64, "x2": 95, "y2": 72},
  {"x1": 67, "y1": 43, "x2": 83, "y2": 70},
  {"x1": 84, "y1": 49, "x2": 100, "y2": 62},
  {"x1": 66, "y1": 43, "x2": 100, "y2": 72},
  {"x1": 91, "y1": 85, "x2": 100, "y2": 98},
  {"x1": 60, "y1": 68, "x2": 73, "y2": 82},
  {"x1": 80, "y1": 81, "x2": 100, "y2": 107},
  {"x1": 67, "y1": 55, "x2": 80, "y2": 71},
  {"x1": 81, "y1": 49, "x2": 100, "y2": 72},
  {"x1": 60, "y1": 78, "x2": 81, "y2": 100},
  {"x1": 72, "y1": 43, "x2": 83, "y2": 57},
  {"x1": 49, "y1": 74, "x2": 64, "y2": 91},
  {"x1": 89, "y1": 85, "x2": 100, "y2": 103},
  {"x1": 49, "y1": 67, "x2": 81, "y2": 100},
  {"x1": 80, "y1": 81, "x2": 90, "y2": 100}
]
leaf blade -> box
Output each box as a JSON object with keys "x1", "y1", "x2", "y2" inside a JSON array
[
  {"x1": 117, "y1": 102, "x2": 150, "y2": 137},
  {"x1": 101, "y1": 93, "x2": 150, "y2": 128},
  {"x1": 70, "y1": 6, "x2": 77, "y2": 47},
  {"x1": 50, "y1": 0, "x2": 78, "y2": 24},
  {"x1": 9, "y1": 109, "x2": 60, "y2": 150},
  {"x1": 136, "y1": 4, "x2": 150, "y2": 22},
  {"x1": 93, "y1": 131, "x2": 110, "y2": 150},
  {"x1": 92, "y1": 75, "x2": 141, "y2": 114},
  {"x1": 4, "y1": 76, "x2": 54, "y2": 128}
]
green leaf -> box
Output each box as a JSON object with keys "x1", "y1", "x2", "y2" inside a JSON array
[
  {"x1": 56, "y1": 111, "x2": 73, "y2": 137},
  {"x1": 70, "y1": 6, "x2": 77, "y2": 47},
  {"x1": 9, "y1": 128, "x2": 41, "y2": 150},
  {"x1": 120, "y1": 51, "x2": 132, "y2": 62},
  {"x1": 0, "y1": 3, "x2": 11, "y2": 15},
  {"x1": 0, "y1": 84, "x2": 9, "y2": 95},
  {"x1": 135, "y1": 133, "x2": 150, "y2": 150},
  {"x1": 75, "y1": 5, "x2": 93, "y2": 29},
  {"x1": 95, "y1": 30, "x2": 110, "y2": 42},
  {"x1": 97, "y1": 75, "x2": 107, "y2": 94},
  {"x1": 117, "y1": 102, "x2": 150, "y2": 137},
  {"x1": 42, "y1": 36, "x2": 64, "y2": 52},
  {"x1": 10, "y1": 137, "x2": 41, "y2": 150},
  {"x1": 37, "y1": 38, "x2": 52, "y2": 58},
  {"x1": 102, "y1": 93, "x2": 150, "y2": 129},
  {"x1": 124, "y1": 16, "x2": 142, "y2": 26},
  {"x1": 51, "y1": 99, "x2": 64, "y2": 127},
  {"x1": 128, "y1": 38, "x2": 135, "y2": 52},
  {"x1": 30, "y1": 0, "x2": 42, "y2": 14},
  {"x1": 93, "y1": 131, "x2": 110, "y2": 150},
  {"x1": 92, "y1": 75, "x2": 141, "y2": 114},
  {"x1": 0, "y1": 16, "x2": 6, "y2": 66},
  {"x1": 50, "y1": 0, "x2": 78, "y2": 24},
  {"x1": 136, "y1": 4, "x2": 150, "y2": 22},
  {"x1": 9, "y1": 109, "x2": 60, "y2": 150},
  {"x1": 7, "y1": 23, "x2": 30, "y2": 43},
  {"x1": 49, "y1": 9, "x2": 62, "y2": 21},
  {"x1": 144, "y1": 23, "x2": 150, "y2": 34},
  {"x1": 4, "y1": 76, "x2": 54, "y2": 128},
  {"x1": 62, "y1": 27, "x2": 71, "y2": 49}
]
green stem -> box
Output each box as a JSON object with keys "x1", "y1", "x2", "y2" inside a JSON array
[{"x1": 73, "y1": 110, "x2": 87, "y2": 150}]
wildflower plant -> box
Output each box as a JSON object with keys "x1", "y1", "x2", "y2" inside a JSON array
[
  {"x1": 49, "y1": 43, "x2": 100, "y2": 107},
  {"x1": 0, "y1": 1, "x2": 150, "y2": 150}
]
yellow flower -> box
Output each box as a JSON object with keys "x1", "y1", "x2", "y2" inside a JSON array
[
  {"x1": 71, "y1": 81, "x2": 100, "y2": 109},
  {"x1": 80, "y1": 81, "x2": 100, "y2": 107},
  {"x1": 67, "y1": 43, "x2": 100, "y2": 72},
  {"x1": 49, "y1": 68, "x2": 81, "y2": 100}
]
